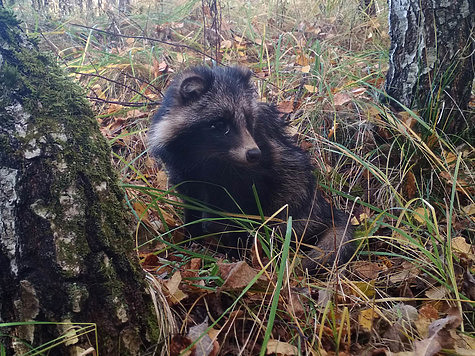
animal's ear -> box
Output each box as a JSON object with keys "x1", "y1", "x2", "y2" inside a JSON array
[
  {"x1": 235, "y1": 66, "x2": 252, "y2": 83},
  {"x1": 178, "y1": 70, "x2": 211, "y2": 103}
]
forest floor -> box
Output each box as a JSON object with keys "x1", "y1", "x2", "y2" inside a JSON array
[{"x1": 10, "y1": 0, "x2": 475, "y2": 355}]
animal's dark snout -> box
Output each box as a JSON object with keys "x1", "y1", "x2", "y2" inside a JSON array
[{"x1": 246, "y1": 148, "x2": 261, "y2": 163}]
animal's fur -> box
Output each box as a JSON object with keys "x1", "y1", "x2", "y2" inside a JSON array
[{"x1": 149, "y1": 66, "x2": 354, "y2": 271}]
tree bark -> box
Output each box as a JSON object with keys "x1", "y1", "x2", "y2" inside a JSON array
[
  {"x1": 384, "y1": 0, "x2": 474, "y2": 135},
  {"x1": 0, "y1": 9, "x2": 158, "y2": 355},
  {"x1": 30, "y1": 0, "x2": 132, "y2": 17}
]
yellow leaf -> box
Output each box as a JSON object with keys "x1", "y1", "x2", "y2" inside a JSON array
[
  {"x1": 301, "y1": 65, "x2": 311, "y2": 73},
  {"x1": 413, "y1": 207, "x2": 428, "y2": 225},
  {"x1": 353, "y1": 280, "x2": 376, "y2": 298},
  {"x1": 358, "y1": 308, "x2": 380, "y2": 331},
  {"x1": 133, "y1": 202, "x2": 149, "y2": 220},
  {"x1": 463, "y1": 204, "x2": 475, "y2": 216},
  {"x1": 452, "y1": 236, "x2": 473, "y2": 256},
  {"x1": 359, "y1": 212, "x2": 370, "y2": 221},
  {"x1": 220, "y1": 39, "x2": 232, "y2": 49},
  {"x1": 304, "y1": 84, "x2": 318, "y2": 93},
  {"x1": 295, "y1": 52, "x2": 310, "y2": 66},
  {"x1": 164, "y1": 271, "x2": 188, "y2": 305}
]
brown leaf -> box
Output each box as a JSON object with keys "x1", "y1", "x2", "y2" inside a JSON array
[
  {"x1": 170, "y1": 335, "x2": 193, "y2": 356},
  {"x1": 404, "y1": 171, "x2": 417, "y2": 199},
  {"x1": 295, "y1": 51, "x2": 310, "y2": 66},
  {"x1": 141, "y1": 253, "x2": 159, "y2": 269},
  {"x1": 419, "y1": 304, "x2": 439, "y2": 320},
  {"x1": 412, "y1": 207, "x2": 429, "y2": 225},
  {"x1": 133, "y1": 201, "x2": 149, "y2": 220},
  {"x1": 287, "y1": 291, "x2": 306, "y2": 318},
  {"x1": 220, "y1": 39, "x2": 232, "y2": 49},
  {"x1": 164, "y1": 271, "x2": 188, "y2": 304},
  {"x1": 425, "y1": 285, "x2": 448, "y2": 299},
  {"x1": 414, "y1": 310, "x2": 462, "y2": 355},
  {"x1": 277, "y1": 100, "x2": 294, "y2": 114},
  {"x1": 463, "y1": 270, "x2": 475, "y2": 300},
  {"x1": 452, "y1": 236, "x2": 473, "y2": 257},
  {"x1": 333, "y1": 92, "x2": 352, "y2": 106},
  {"x1": 266, "y1": 339, "x2": 298, "y2": 355},
  {"x1": 218, "y1": 261, "x2": 267, "y2": 290},
  {"x1": 389, "y1": 261, "x2": 420, "y2": 283},
  {"x1": 353, "y1": 261, "x2": 383, "y2": 280},
  {"x1": 353, "y1": 280, "x2": 376, "y2": 298}
]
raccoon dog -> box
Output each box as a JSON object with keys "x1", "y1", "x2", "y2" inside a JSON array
[{"x1": 149, "y1": 66, "x2": 354, "y2": 271}]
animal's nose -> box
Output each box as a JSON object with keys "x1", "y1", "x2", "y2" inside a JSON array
[{"x1": 246, "y1": 148, "x2": 261, "y2": 163}]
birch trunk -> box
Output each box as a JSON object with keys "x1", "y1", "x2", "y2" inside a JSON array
[{"x1": 384, "y1": 0, "x2": 474, "y2": 135}]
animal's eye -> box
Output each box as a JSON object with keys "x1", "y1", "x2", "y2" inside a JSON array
[{"x1": 210, "y1": 120, "x2": 230, "y2": 134}]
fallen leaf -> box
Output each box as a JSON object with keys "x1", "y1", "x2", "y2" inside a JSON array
[
  {"x1": 333, "y1": 92, "x2": 352, "y2": 106},
  {"x1": 218, "y1": 261, "x2": 267, "y2": 290},
  {"x1": 452, "y1": 236, "x2": 472, "y2": 255},
  {"x1": 353, "y1": 280, "x2": 376, "y2": 298},
  {"x1": 266, "y1": 339, "x2": 298, "y2": 355},
  {"x1": 419, "y1": 304, "x2": 439, "y2": 320},
  {"x1": 389, "y1": 261, "x2": 420, "y2": 283},
  {"x1": 295, "y1": 52, "x2": 310, "y2": 66},
  {"x1": 425, "y1": 286, "x2": 448, "y2": 300},
  {"x1": 164, "y1": 271, "x2": 188, "y2": 304},
  {"x1": 413, "y1": 207, "x2": 429, "y2": 225},
  {"x1": 220, "y1": 39, "x2": 232, "y2": 49},
  {"x1": 287, "y1": 291, "x2": 306, "y2": 318},
  {"x1": 358, "y1": 307, "x2": 380, "y2": 331},
  {"x1": 170, "y1": 335, "x2": 192, "y2": 356},
  {"x1": 452, "y1": 329, "x2": 475, "y2": 355},
  {"x1": 463, "y1": 270, "x2": 475, "y2": 299},
  {"x1": 353, "y1": 261, "x2": 382, "y2": 280},
  {"x1": 187, "y1": 319, "x2": 217, "y2": 356},
  {"x1": 301, "y1": 65, "x2": 311, "y2": 73},
  {"x1": 462, "y1": 203, "x2": 475, "y2": 216},
  {"x1": 277, "y1": 100, "x2": 294, "y2": 114},
  {"x1": 133, "y1": 201, "x2": 149, "y2": 220},
  {"x1": 304, "y1": 84, "x2": 318, "y2": 93},
  {"x1": 404, "y1": 171, "x2": 417, "y2": 199},
  {"x1": 414, "y1": 310, "x2": 462, "y2": 355}
]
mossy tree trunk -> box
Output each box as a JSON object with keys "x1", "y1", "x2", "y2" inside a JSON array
[
  {"x1": 0, "y1": 9, "x2": 158, "y2": 355},
  {"x1": 384, "y1": 0, "x2": 474, "y2": 136}
]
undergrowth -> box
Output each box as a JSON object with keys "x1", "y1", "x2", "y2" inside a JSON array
[{"x1": 7, "y1": 0, "x2": 474, "y2": 354}]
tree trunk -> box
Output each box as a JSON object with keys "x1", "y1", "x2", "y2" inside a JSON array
[
  {"x1": 384, "y1": 0, "x2": 474, "y2": 135},
  {"x1": 0, "y1": 9, "x2": 158, "y2": 355},
  {"x1": 30, "y1": 0, "x2": 132, "y2": 17}
]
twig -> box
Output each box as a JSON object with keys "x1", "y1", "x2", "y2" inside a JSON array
[
  {"x1": 76, "y1": 71, "x2": 157, "y2": 101},
  {"x1": 70, "y1": 23, "x2": 221, "y2": 64},
  {"x1": 86, "y1": 96, "x2": 161, "y2": 107}
]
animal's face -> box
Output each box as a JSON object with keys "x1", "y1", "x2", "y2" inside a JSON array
[{"x1": 150, "y1": 67, "x2": 262, "y2": 167}]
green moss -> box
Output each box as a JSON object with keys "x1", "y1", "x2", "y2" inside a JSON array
[{"x1": 146, "y1": 307, "x2": 161, "y2": 342}]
